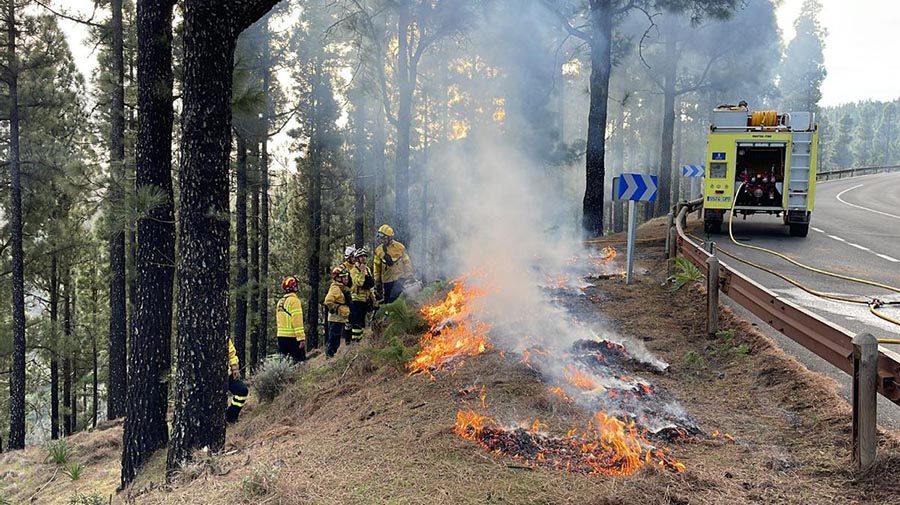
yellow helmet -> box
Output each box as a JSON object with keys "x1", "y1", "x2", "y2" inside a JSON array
[{"x1": 377, "y1": 224, "x2": 394, "y2": 238}]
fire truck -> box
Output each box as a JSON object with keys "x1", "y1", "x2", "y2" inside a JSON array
[{"x1": 702, "y1": 104, "x2": 819, "y2": 237}]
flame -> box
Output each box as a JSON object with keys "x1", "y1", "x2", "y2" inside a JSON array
[
  {"x1": 599, "y1": 246, "x2": 617, "y2": 264},
  {"x1": 408, "y1": 281, "x2": 492, "y2": 375},
  {"x1": 565, "y1": 365, "x2": 596, "y2": 391},
  {"x1": 548, "y1": 386, "x2": 574, "y2": 403},
  {"x1": 454, "y1": 409, "x2": 684, "y2": 476}
]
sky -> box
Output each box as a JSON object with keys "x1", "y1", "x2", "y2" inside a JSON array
[{"x1": 58, "y1": 0, "x2": 900, "y2": 109}]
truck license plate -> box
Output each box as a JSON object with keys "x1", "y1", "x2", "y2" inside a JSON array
[{"x1": 707, "y1": 196, "x2": 731, "y2": 202}]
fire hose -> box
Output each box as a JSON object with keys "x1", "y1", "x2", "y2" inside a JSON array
[{"x1": 694, "y1": 183, "x2": 900, "y2": 330}]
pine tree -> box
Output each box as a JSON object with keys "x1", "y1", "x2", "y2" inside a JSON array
[{"x1": 779, "y1": 0, "x2": 826, "y2": 113}]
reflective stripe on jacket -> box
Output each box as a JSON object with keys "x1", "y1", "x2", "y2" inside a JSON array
[
  {"x1": 373, "y1": 241, "x2": 413, "y2": 284},
  {"x1": 324, "y1": 281, "x2": 351, "y2": 323},
  {"x1": 276, "y1": 293, "x2": 306, "y2": 341}
]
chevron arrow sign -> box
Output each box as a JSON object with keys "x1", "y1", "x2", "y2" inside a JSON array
[
  {"x1": 616, "y1": 173, "x2": 658, "y2": 201},
  {"x1": 681, "y1": 164, "x2": 705, "y2": 177}
]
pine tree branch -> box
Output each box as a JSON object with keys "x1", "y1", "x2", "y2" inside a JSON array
[{"x1": 33, "y1": 0, "x2": 103, "y2": 28}]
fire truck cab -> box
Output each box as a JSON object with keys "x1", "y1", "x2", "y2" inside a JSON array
[{"x1": 702, "y1": 104, "x2": 819, "y2": 237}]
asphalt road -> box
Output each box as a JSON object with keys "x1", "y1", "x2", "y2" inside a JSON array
[{"x1": 692, "y1": 171, "x2": 900, "y2": 427}]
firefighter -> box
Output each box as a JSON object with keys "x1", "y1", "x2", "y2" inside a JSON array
[
  {"x1": 226, "y1": 337, "x2": 249, "y2": 423},
  {"x1": 342, "y1": 245, "x2": 357, "y2": 271},
  {"x1": 324, "y1": 266, "x2": 352, "y2": 358},
  {"x1": 276, "y1": 276, "x2": 307, "y2": 363},
  {"x1": 373, "y1": 224, "x2": 414, "y2": 304},
  {"x1": 349, "y1": 247, "x2": 376, "y2": 342}
]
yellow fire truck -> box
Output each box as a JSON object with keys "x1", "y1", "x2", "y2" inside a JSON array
[{"x1": 702, "y1": 104, "x2": 819, "y2": 237}]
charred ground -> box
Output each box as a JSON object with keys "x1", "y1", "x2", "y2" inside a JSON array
[{"x1": 3, "y1": 218, "x2": 900, "y2": 504}]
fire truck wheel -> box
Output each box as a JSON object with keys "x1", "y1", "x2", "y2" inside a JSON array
[
  {"x1": 703, "y1": 220, "x2": 721, "y2": 234},
  {"x1": 789, "y1": 223, "x2": 809, "y2": 237}
]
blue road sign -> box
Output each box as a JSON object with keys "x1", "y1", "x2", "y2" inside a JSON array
[
  {"x1": 681, "y1": 164, "x2": 705, "y2": 177},
  {"x1": 616, "y1": 173, "x2": 658, "y2": 202}
]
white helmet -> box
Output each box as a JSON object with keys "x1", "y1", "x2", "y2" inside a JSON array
[{"x1": 343, "y1": 245, "x2": 357, "y2": 258}]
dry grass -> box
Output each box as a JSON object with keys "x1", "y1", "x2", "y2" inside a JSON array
[{"x1": 5, "y1": 223, "x2": 900, "y2": 504}]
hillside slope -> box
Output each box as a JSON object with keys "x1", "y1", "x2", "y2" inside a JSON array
[{"x1": 4, "y1": 221, "x2": 900, "y2": 505}]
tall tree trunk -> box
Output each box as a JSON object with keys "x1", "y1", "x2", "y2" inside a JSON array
[
  {"x1": 258, "y1": 26, "x2": 271, "y2": 363},
  {"x1": 6, "y1": 0, "x2": 26, "y2": 451},
  {"x1": 122, "y1": 0, "x2": 177, "y2": 486},
  {"x1": 353, "y1": 97, "x2": 366, "y2": 249},
  {"x1": 92, "y1": 269, "x2": 99, "y2": 430},
  {"x1": 108, "y1": 0, "x2": 128, "y2": 421},
  {"x1": 373, "y1": 95, "x2": 386, "y2": 233},
  {"x1": 657, "y1": 34, "x2": 677, "y2": 216},
  {"x1": 248, "y1": 142, "x2": 260, "y2": 371},
  {"x1": 68, "y1": 280, "x2": 78, "y2": 433},
  {"x1": 63, "y1": 275, "x2": 73, "y2": 436},
  {"x1": 167, "y1": 0, "x2": 280, "y2": 471},
  {"x1": 305, "y1": 96, "x2": 323, "y2": 350},
  {"x1": 50, "y1": 254, "x2": 60, "y2": 440},
  {"x1": 233, "y1": 133, "x2": 249, "y2": 367},
  {"x1": 394, "y1": 0, "x2": 411, "y2": 239},
  {"x1": 582, "y1": 1, "x2": 613, "y2": 238}
]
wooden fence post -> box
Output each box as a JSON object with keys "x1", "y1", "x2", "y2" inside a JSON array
[{"x1": 852, "y1": 332, "x2": 878, "y2": 472}]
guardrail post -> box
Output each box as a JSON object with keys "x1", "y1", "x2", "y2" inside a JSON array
[
  {"x1": 706, "y1": 243, "x2": 719, "y2": 337},
  {"x1": 852, "y1": 332, "x2": 878, "y2": 472},
  {"x1": 667, "y1": 224, "x2": 678, "y2": 279},
  {"x1": 665, "y1": 212, "x2": 674, "y2": 259}
]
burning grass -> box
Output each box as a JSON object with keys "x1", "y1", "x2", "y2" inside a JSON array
[{"x1": 454, "y1": 408, "x2": 684, "y2": 476}]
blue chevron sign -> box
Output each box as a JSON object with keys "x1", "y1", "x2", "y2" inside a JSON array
[
  {"x1": 616, "y1": 173, "x2": 658, "y2": 201},
  {"x1": 681, "y1": 164, "x2": 705, "y2": 177}
]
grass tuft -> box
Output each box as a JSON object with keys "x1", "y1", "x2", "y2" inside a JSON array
[
  {"x1": 66, "y1": 492, "x2": 107, "y2": 505},
  {"x1": 668, "y1": 257, "x2": 703, "y2": 291},
  {"x1": 240, "y1": 463, "x2": 281, "y2": 500},
  {"x1": 254, "y1": 355, "x2": 301, "y2": 403},
  {"x1": 44, "y1": 440, "x2": 73, "y2": 465},
  {"x1": 64, "y1": 461, "x2": 85, "y2": 481}
]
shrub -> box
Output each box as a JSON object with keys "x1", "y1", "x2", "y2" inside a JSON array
[
  {"x1": 64, "y1": 461, "x2": 85, "y2": 481},
  {"x1": 45, "y1": 440, "x2": 73, "y2": 465},
  {"x1": 712, "y1": 329, "x2": 751, "y2": 360},
  {"x1": 668, "y1": 257, "x2": 703, "y2": 291},
  {"x1": 67, "y1": 493, "x2": 107, "y2": 505},
  {"x1": 683, "y1": 351, "x2": 707, "y2": 370},
  {"x1": 240, "y1": 463, "x2": 281, "y2": 499},
  {"x1": 1, "y1": 496, "x2": 12, "y2": 505},
  {"x1": 376, "y1": 297, "x2": 427, "y2": 340},
  {"x1": 365, "y1": 335, "x2": 418, "y2": 371},
  {"x1": 254, "y1": 355, "x2": 300, "y2": 403}
]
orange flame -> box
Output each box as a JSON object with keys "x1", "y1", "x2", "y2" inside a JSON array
[
  {"x1": 408, "y1": 281, "x2": 492, "y2": 375},
  {"x1": 565, "y1": 365, "x2": 596, "y2": 390},
  {"x1": 599, "y1": 246, "x2": 617, "y2": 264}
]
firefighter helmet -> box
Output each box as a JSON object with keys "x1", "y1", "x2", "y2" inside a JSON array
[
  {"x1": 281, "y1": 276, "x2": 298, "y2": 292},
  {"x1": 354, "y1": 246, "x2": 369, "y2": 259},
  {"x1": 344, "y1": 245, "x2": 357, "y2": 258},
  {"x1": 377, "y1": 224, "x2": 394, "y2": 238}
]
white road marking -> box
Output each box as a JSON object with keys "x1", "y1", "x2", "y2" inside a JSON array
[
  {"x1": 835, "y1": 184, "x2": 900, "y2": 220},
  {"x1": 848, "y1": 243, "x2": 871, "y2": 251},
  {"x1": 827, "y1": 235, "x2": 846, "y2": 242},
  {"x1": 811, "y1": 227, "x2": 824, "y2": 233},
  {"x1": 876, "y1": 254, "x2": 900, "y2": 263}
]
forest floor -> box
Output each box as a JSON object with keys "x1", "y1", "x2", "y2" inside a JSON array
[{"x1": 4, "y1": 216, "x2": 900, "y2": 504}]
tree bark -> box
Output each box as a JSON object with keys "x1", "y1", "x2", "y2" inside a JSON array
[
  {"x1": 373, "y1": 94, "x2": 387, "y2": 233},
  {"x1": 92, "y1": 270, "x2": 99, "y2": 430},
  {"x1": 657, "y1": 33, "x2": 677, "y2": 216},
  {"x1": 122, "y1": 0, "x2": 177, "y2": 486},
  {"x1": 167, "y1": 0, "x2": 279, "y2": 472},
  {"x1": 7, "y1": 0, "x2": 26, "y2": 451},
  {"x1": 305, "y1": 67, "x2": 324, "y2": 350},
  {"x1": 258, "y1": 25, "x2": 271, "y2": 363},
  {"x1": 582, "y1": 0, "x2": 613, "y2": 238},
  {"x1": 50, "y1": 254, "x2": 60, "y2": 440},
  {"x1": 233, "y1": 133, "x2": 249, "y2": 367},
  {"x1": 248, "y1": 142, "x2": 260, "y2": 371},
  {"x1": 353, "y1": 98, "x2": 366, "y2": 249},
  {"x1": 108, "y1": 0, "x2": 128, "y2": 421},
  {"x1": 394, "y1": 0, "x2": 412, "y2": 239},
  {"x1": 63, "y1": 275, "x2": 73, "y2": 436}
]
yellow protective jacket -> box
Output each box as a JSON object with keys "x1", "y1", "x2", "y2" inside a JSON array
[
  {"x1": 276, "y1": 292, "x2": 306, "y2": 341},
  {"x1": 349, "y1": 264, "x2": 376, "y2": 302},
  {"x1": 373, "y1": 241, "x2": 413, "y2": 284},
  {"x1": 228, "y1": 338, "x2": 239, "y2": 373},
  {"x1": 324, "y1": 281, "x2": 351, "y2": 323}
]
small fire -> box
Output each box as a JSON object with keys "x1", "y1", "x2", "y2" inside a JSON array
[
  {"x1": 408, "y1": 280, "x2": 492, "y2": 375},
  {"x1": 599, "y1": 246, "x2": 617, "y2": 264},
  {"x1": 547, "y1": 386, "x2": 574, "y2": 403},
  {"x1": 454, "y1": 408, "x2": 684, "y2": 475},
  {"x1": 565, "y1": 365, "x2": 596, "y2": 391}
]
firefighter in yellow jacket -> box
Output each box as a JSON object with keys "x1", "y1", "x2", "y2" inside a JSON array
[
  {"x1": 324, "y1": 266, "x2": 352, "y2": 358},
  {"x1": 276, "y1": 276, "x2": 306, "y2": 363},
  {"x1": 226, "y1": 338, "x2": 249, "y2": 423},
  {"x1": 373, "y1": 224, "x2": 414, "y2": 303},
  {"x1": 349, "y1": 247, "x2": 375, "y2": 341}
]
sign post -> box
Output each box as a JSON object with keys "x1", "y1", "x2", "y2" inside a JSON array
[
  {"x1": 681, "y1": 164, "x2": 705, "y2": 200},
  {"x1": 614, "y1": 173, "x2": 658, "y2": 284}
]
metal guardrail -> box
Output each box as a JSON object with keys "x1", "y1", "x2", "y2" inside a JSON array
[
  {"x1": 817, "y1": 165, "x2": 900, "y2": 181},
  {"x1": 672, "y1": 201, "x2": 900, "y2": 404}
]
